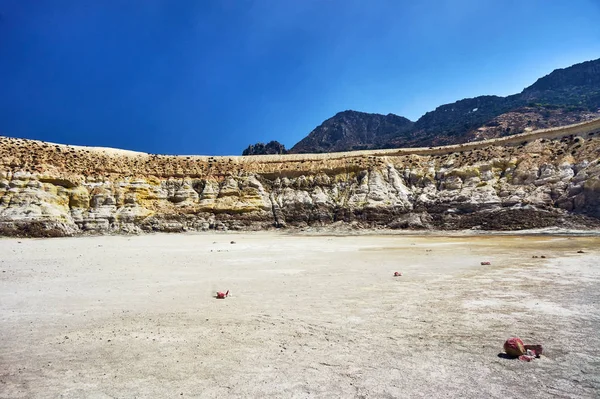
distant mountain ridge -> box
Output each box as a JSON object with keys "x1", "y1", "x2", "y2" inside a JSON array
[{"x1": 242, "y1": 58, "x2": 600, "y2": 154}]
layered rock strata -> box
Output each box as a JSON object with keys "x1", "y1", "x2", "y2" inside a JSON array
[{"x1": 1, "y1": 119, "x2": 600, "y2": 236}]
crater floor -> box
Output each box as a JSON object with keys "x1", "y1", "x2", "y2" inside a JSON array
[{"x1": 1, "y1": 233, "x2": 599, "y2": 398}]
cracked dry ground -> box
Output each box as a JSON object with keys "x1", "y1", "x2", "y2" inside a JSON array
[{"x1": 1, "y1": 233, "x2": 599, "y2": 398}]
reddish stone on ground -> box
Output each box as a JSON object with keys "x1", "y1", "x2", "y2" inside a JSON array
[
  {"x1": 216, "y1": 290, "x2": 229, "y2": 299},
  {"x1": 504, "y1": 337, "x2": 525, "y2": 357}
]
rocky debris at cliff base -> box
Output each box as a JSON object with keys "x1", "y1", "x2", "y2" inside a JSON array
[
  {"x1": 0, "y1": 221, "x2": 78, "y2": 238},
  {"x1": 388, "y1": 213, "x2": 432, "y2": 229},
  {"x1": 2, "y1": 214, "x2": 600, "y2": 238}
]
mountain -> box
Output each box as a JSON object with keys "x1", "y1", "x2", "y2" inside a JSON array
[
  {"x1": 290, "y1": 111, "x2": 413, "y2": 153},
  {"x1": 522, "y1": 58, "x2": 600, "y2": 106},
  {"x1": 244, "y1": 58, "x2": 600, "y2": 154},
  {"x1": 396, "y1": 95, "x2": 521, "y2": 147}
]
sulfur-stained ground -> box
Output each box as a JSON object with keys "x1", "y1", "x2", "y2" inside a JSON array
[{"x1": 1, "y1": 232, "x2": 599, "y2": 398}]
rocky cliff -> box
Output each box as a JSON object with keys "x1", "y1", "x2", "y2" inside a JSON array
[{"x1": 1, "y1": 118, "x2": 600, "y2": 236}]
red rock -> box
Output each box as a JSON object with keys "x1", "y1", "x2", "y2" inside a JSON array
[
  {"x1": 216, "y1": 290, "x2": 229, "y2": 299},
  {"x1": 524, "y1": 344, "x2": 543, "y2": 357},
  {"x1": 504, "y1": 337, "x2": 525, "y2": 357}
]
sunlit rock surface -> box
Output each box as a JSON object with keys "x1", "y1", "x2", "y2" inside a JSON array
[{"x1": 1, "y1": 119, "x2": 600, "y2": 236}]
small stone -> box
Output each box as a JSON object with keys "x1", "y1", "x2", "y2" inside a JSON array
[{"x1": 504, "y1": 337, "x2": 525, "y2": 357}]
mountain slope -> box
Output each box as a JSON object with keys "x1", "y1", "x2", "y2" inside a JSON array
[
  {"x1": 258, "y1": 58, "x2": 600, "y2": 154},
  {"x1": 521, "y1": 58, "x2": 600, "y2": 108},
  {"x1": 405, "y1": 59, "x2": 600, "y2": 147},
  {"x1": 290, "y1": 111, "x2": 413, "y2": 153}
]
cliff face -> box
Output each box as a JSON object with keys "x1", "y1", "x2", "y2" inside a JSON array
[{"x1": 1, "y1": 119, "x2": 600, "y2": 236}]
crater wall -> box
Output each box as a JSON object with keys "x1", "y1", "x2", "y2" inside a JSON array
[{"x1": 1, "y1": 119, "x2": 600, "y2": 236}]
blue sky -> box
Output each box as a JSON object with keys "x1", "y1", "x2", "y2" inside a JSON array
[{"x1": 0, "y1": 0, "x2": 599, "y2": 155}]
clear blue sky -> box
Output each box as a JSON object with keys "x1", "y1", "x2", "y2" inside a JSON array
[{"x1": 0, "y1": 0, "x2": 599, "y2": 155}]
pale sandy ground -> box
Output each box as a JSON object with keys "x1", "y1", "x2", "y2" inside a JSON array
[{"x1": 1, "y1": 233, "x2": 599, "y2": 399}]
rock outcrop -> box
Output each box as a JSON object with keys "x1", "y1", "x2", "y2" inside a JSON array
[
  {"x1": 1, "y1": 119, "x2": 600, "y2": 236},
  {"x1": 242, "y1": 141, "x2": 288, "y2": 156}
]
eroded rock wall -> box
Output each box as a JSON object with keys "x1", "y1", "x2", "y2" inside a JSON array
[{"x1": 1, "y1": 119, "x2": 600, "y2": 236}]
